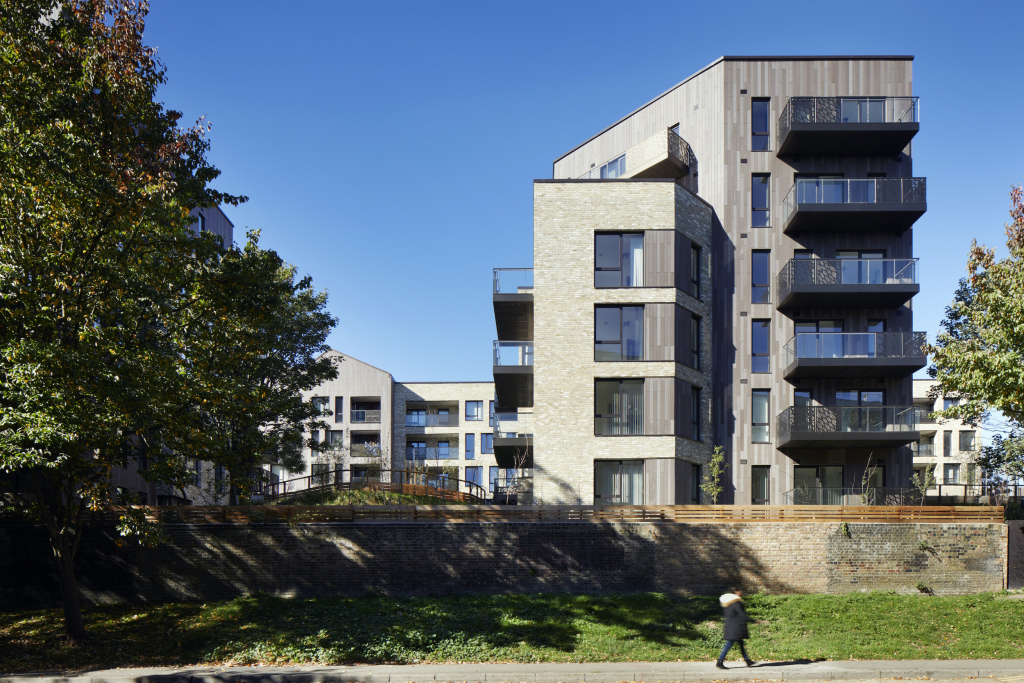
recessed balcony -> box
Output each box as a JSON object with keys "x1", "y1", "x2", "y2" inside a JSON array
[
  {"x1": 777, "y1": 258, "x2": 919, "y2": 309},
  {"x1": 493, "y1": 340, "x2": 533, "y2": 411},
  {"x1": 777, "y1": 96, "x2": 919, "y2": 157},
  {"x1": 493, "y1": 411, "x2": 533, "y2": 468},
  {"x1": 578, "y1": 128, "x2": 694, "y2": 180},
  {"x1": 782, "y1": 178, "x2": 926, "y2": 234},
  {"x1": 777, "y1": 405, "x2": 919, "y2": 450},
  {"x1": 783, "y1": 332, "x2": 927, "y2": 380},
  {"x1": 493, "y1": 268, "x2": 533, "y2": 341}
]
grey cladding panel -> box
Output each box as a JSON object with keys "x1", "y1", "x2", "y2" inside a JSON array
[
  {"x1": 644, "y1": 377, "x2": 675, "y2": 436},
  {"x1": 644, "y1": 304, "x2": 676, "y2": 362},
  {"x1": 644, "y1": 458, "x2": 676, "y2": 505},
  {"x1": 644, "y1": 231, "x2": 675, "y2": 287}
]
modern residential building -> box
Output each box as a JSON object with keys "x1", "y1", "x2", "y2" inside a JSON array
[
  {"x1": 500, "y1": 56, "x2": 927, "y2": 505},
  {"x1": 912, "y1": 379, "x2": 981, "y2": 490}
]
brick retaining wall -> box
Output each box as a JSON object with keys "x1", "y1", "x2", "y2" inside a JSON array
[{"x1": 0, "y1": 521, "x2": 1007, "y2": 608}]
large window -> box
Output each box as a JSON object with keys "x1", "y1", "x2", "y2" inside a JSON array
[
  {"x1": 488, "y1": 400, "x2": 495, "y2": 427},
  {"x1": 944, "y1": 463, "x2": 960, "y2": 485},
  {"x1": 752, "y1": 319, "x2": 770, "y2": 373},
  {"x1": 481, "y1": 433, "x2": 493, "y2": 453},
  {"x1": 835, "y1": 389, "x2": 884, "y2": 431},
  {"x1": 595, "y1": 306, "x2": 644, "y2": 361},
  {"x1": 752, "y1": 390, "x2": 770, "y2": 443},
  {"x1": 690, "y1": 386, "x2": 701, "y2": 441},
  {"x1": 751, "y1": 466, "x2": 770, "y2": 504},
  {"x1": 595, "y1": 233, "x2": 644, "y2": 288},
  {"x1": 752, "y1": 174, "x2": 770, "y2": 227},
  {"x1": 311, "y1": 463, "x2": 331, "y2": 487},
  {"x1": 465, "y1": 433, "x2": 475, "y2": 460},
  {"x1": 690, "y1": 315, "x2": 700, "y2": 370},
  {"x1": 751, "y1": 98, "x2": 770, "y2": 151},
  {"x1": 334, "y1": 397, "x2": 344, "y2": 423},
  {"x1": 595, "y1": 379, "x2": 644, "y2": 436},
  {"x1": 752, "y1": 250, "x2": 770, "y2": 303},
  {"x1": 311, "y1": 396, "x2": 329, "y2": 414},
  {"x1": 600, "y1": 154, "x2": 625, "y2": 178},
  {"x1": 594, "y1": 460, "x2": 644, "y2": 506},
  {"x1": 690, "y1": 245, "x2": 701, "y2": 299},
  {"x1": 465, "y1": 466, "x2": 483, "y2": 488},
  {"x1": 465, "y1": 400, "x2": 483, "y2": 421},
  {"x1": 959, "y1": 430, "x2": 976, "y2": 452},
  {"x1": 328, "y1": 429, "x2": 344, "y2": 447},
  {"x1": 437, "y1": 441, "x2": 450, "y2": 459},
  {"x1": 943, "y1": 430, "x2": 952, "y2": 457},
  {"x1": 406, "y1": 409, "x2": 426, "y2": 426}
]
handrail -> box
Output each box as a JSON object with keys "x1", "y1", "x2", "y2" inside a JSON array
[
  {"x1": 778, "y1": 405, "x2": 918, "y2": 442},
  {"x1": 494, "y1": 340, "x2": 534, "y2": 366},
  {"x1": 784, "y1": 484, "x2": 1023, "y2": 506},
  {"x1": 781, "y1": 177, "x2": 927, "y2": 225},
  {"x1": 577, "y1": 128, "x2": 695, "y2": 180},
  {"x1": 783, "y1": 332, "x2": 927, "y2": 365},
  {"x1": 260, "y1": 468, "x2": 488, "y2": 503},
  {"x1": 778, "y1": 258, "x2": 917, "y2": 300},
  {"x1": 77, "y1": 503, "x2": 1004, "y2": 526},
  {"x1": 494, "y1": 268, "x2": 534, "y2": 295},
  {"x1": 778, "y1": 96, "x2": 920, "y2": 147}
]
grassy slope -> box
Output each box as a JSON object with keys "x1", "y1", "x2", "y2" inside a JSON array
[{"x1": 2, "y1": 592, "x2": 1022, "y2": 672}]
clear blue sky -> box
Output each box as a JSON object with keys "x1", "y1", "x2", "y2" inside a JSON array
[{"x1": 146, "y1": 1, "x2": 1024, "y2": 382}]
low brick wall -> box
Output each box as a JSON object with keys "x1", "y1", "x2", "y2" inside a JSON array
[{"x1": 0, "y1": 521, "x2": 1007, "y2": 608}]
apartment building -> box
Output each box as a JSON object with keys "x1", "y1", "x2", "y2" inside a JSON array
[
  {"x1": 912, "y1": 379, "x2": 981, "y2": 490},
  {"x1": 503, "y1": 56, "x2": 927, "y2": 505}
]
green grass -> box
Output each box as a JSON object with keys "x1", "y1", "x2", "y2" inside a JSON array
[
  {"x1": 269, "y1": 488, "x2": 457, "y2": 506},
  {"x1": 2, "y1": 592, "x2": 1022, "y2": 673}
]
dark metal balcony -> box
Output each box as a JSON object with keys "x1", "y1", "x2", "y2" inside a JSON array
[
  {"x1": 781, "y1": 178, "x2": 926, "y2": 234},
  {"x1": 777, "y1": 258, "x2": 919, "y2": 309},
  {"x1": 404, "y1": 410, "x2": 459, "y2": 428},
  {"x1": 777, "y1": 96, "x2": 919, "y2": 156},
  {"x1": 494, "y1": 341, "x2": 533, "y2": 411},
  {"x1": 493, "y1": 413, "x2": 533, "y2": 468},
  {"x1": 405, "y1": 446, "x2": 458, "y2": 461},
  {"x1": 777, "y1": 405, "x2": 919, "y2": 449},
  {"x1": 493, "y1": 268, "x2": 533, "y2": 341},
  {"x1": 350, "y1": 409, "x2": 381, "y2": 423},
  {"x1": 783, "y1": 332, "x2": 927, "y2": 379}
]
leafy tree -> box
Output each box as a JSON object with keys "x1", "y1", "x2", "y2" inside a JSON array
[
  {"x1": 927, "y1": 185, "x2": 1024, "y2": 484},
  {"x1": 0, "y1": 0, "x2": 245, "y2": 640},
  {"x1": 700, "y1": 446, "x2": 728, "y2": 504}
]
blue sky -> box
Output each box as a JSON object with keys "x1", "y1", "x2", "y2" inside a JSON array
[{"x1": 146, "y1": 1, "x2": 1024, "y2": 382}]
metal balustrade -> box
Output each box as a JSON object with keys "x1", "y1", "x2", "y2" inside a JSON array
[
  {"x1": 783, "y1": 332, "x2": 927, "y2": 366},
  {"x1": 781, "y1": 178, "x2": 927, "y2": 226},
  {"x1": 577, "y1": 128, "x2": 695, "y2": 180},
  {"x1": 406, "y1": 445, "x2": 458, "y2": 461},
  {"x1": 778, "y1": 405, "x2": 918, "y2": 442},
  {"x1": 350, "y1": 409, "x2": 381, "y2": 423},
  {"x1": 778, "y1": 96, "x2": 919, "y2": 147},
  {"x1": 494, "y1": 340, "x2": 534, "y2": 366},
  {"x1": 778, "y1": 258, "x2": 917, "y2": 301}
]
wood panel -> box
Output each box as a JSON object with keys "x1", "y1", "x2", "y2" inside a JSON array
[
  {"x1": 644, "y1": 230, "x2": 675, "y2": 287},
  {"x1": 644, "y1": 303, "x2": 676, "y2": 361},
  {"x1": 644, "y1": 458, "x2": 676, "y2": 505},
  {"x1": 644, "y1": 377, "x2": 675, "y2": 436}
]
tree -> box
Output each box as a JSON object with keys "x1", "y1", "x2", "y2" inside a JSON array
[
  {"x1": 926, "y1": 186, "x2": 1024, "y2": 485},
  {"x1": 700, "y1": 446, "x2": 728, "y2": 504}
]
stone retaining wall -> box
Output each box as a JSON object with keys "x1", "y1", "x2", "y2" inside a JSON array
[{"x1": 0, "y1": 521, "x2": 1007, "y2": 608}]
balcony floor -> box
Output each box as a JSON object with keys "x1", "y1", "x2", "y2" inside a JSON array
[
  {"x1": 494, "y1": 366, "x2": 533, "y2": 411},
  {"x1": 778, "y1": 283, "x2": 919, "y2": 310},
  {"x1": 783, "y1": 357, "x2": 927, "y2": 380},
  {"x1": 783, "y1": 203, "x2": 926, "y2": 235},
  {"x1": 777, "y1": 122, "x2": 919, "y2": 157},
  {"x1": 493, "y1": 296, "x2": 533, "y2": 341},
  {"x1": 494, "y1": 437, "x2": 533, "y2": 468},
  {"x1": 779, "y1": 430, "x2": 919, "y2": 450}
]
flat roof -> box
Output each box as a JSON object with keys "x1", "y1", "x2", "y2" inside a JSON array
[{"x1": 552, "y1": 55, "x2": 915, "y2": 167}]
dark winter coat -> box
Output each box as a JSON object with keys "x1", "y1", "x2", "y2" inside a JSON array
[{"x1": 722, "y1": 599, "x2": 750, "y2": 641}]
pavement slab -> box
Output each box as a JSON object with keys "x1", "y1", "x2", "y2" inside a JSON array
[{"x1": 3, "y1": 661, "x2": 1024, "y2": 683}]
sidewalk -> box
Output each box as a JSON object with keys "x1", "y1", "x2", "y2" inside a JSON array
[{"x1": 3, "y1": 660, "x2": 1024, "y2": 683}]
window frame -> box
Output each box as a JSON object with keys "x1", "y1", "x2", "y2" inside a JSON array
[
  {"x1": 959, "y1": 430, "x2": 976, "y2": 452},
  {"x1": 752, "y1": 319, "x2": 771, "y2": 374},
  {"x1": 751, "y1": 465, "x2": 771, "y2": 504},
  {"x1": 690, "y1": 314, "x2": 700, "y2": 370},
  {"x1": 751, "y1": 98, "x2": 771, "y2": 152},
  {"x1": 690, "y1": 463, "x2": 701, "y2": 503},
  {"x1": 599, "y1": 154, "x2": 625, "y2": 178},
  {"x1": 752, "y1": 389, "x2": 771, "y2": 443},
  {"x1": 334, "y1": 396, "x2": 344, "y2": 423},
  {"x1": 595, "y1": 232, "x2": 645, "y2": 289},
  {"x1": 488, "y1": 400, "x2": 495, "y2": 427},
  {"x1": 752, "y1": 174, "x2": 770, "y2": 227},
  {"x1": 690, "y1": 386, "x2": 701, "y2": 441},
  {"x1": 690, "y1": 244, "x2": 701, "y2": 299},
  {"x1": 594, "y1": 304, "x2": 645, "y2": 362},
  {"x1": 481, "y1": 433, "x2": 494, "y2": 454},
  {"x1": 465, "y1": 400, "x2": 483, "y2": 421},
  {"x1": 465, "y1": 433, "x2": 476, "y2": 460},
  {"x1": 752, "y1": 250, "x2": 770, "y2": 304},
  {"x1": 594, "y1": 378, "x2": 646, "y2": 436}
]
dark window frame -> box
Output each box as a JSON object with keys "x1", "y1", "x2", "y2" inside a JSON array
[
  {"x1": 465, "y1": 400, "x2": 483, "y2": 421},
  {"x1": 690, "y1": 314, "x2": 700, "y2": 370},
  {"x1": 752, "y1": 250, "x2": 770, "y2": 304},
  {"x1": 690, "y1": 386, "x2": 702, "y2": 441},
  {"x1": 594, "y1": 304, "x2": 645, "y2": 362},
  {"x1": 595, "y1": 232, "x2": 645, "y2": 289},
  {"x1": 481, "y1": 433, "x2": 494, "y2": 453},
  {"x1": 594, "y1": 378, "x2": 645, "y2": 437},
  {"x1": 752, "y1": 389, "x2": 771, "y2": 443},
  {"x1": 751, "y1": 98, "x2": 771, "y2": 152},
  {"x1": 752, "y1": 319, "x2": 771, "y2": 373},
  {"x1": 465, "y1": 433, "x2": 476, "y2": 460},
  {"x1": 334, "y1": 396, "x2": 344, "y2": 423},
  {"x1": 751, "y1": 465, "x2": 771, "y2": 504},
  {"x1": 752, "y1": 174, "x2": 770, "y2": 227},
  {"x1": 690, "y1": 463, "x2": 702, "y2": 503},
  {"x1": 690, "y1": 244, "x2": 701, "y2": 299}
]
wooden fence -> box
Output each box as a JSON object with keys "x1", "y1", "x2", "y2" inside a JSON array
[{"x1": 82, "y1": 504, "x2": 1006, "y2": 526}]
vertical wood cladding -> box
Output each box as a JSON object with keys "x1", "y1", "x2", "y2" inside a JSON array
[
  {"x1": 644, "y1": 303, "x2": 676, "y2": 362},
  {"x1": 643, "y1": 377, "x2": 675, "y2": 436},
  {"x1": 644, "y1": 230, "x2": 675, "y2": 287}
]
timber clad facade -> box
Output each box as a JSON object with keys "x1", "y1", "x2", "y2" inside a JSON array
[{"x1": 504, "y1": 56, "x2": 926, "y2": 505}]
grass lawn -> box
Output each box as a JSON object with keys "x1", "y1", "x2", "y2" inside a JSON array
[{"x1": 2, "y1": 592, "x2": 1022, "y2": 673}]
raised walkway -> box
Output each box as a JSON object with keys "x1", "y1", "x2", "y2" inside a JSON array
[{"x1": 3, "y1": 660, "x2": 1024, "y2": 683}]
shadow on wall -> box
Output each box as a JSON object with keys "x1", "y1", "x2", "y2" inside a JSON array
[
  {"x1": 0, "y1": 518, "x2": 789, "y2": 608},
  {"x1": 711, "y1": 212, "x2": 737, "y2": 504}
]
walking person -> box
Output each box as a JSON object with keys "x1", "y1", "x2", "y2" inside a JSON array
[{"x1": 716, "y1": 588, "x2": 755, "y2": 669}]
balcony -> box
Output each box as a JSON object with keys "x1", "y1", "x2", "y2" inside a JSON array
[
  {"x1": 350, "y1": 409, "x2": 381, "y2": 423},
  {"x1": 494, "y1": 268, "x2": 533, "y2": 341},
  {"x1": 493, "y1": 340, "x2": 533, "y2": 411},
  {"x1": 404, "y1": 410, "x2": 459, "y2": 428},
  {"x1": 781, "y1": 178, "x2": 926, "y2": 235},
  {"x1": 493, "y1": 411, "x2": 533, "y2": 468},
  {"x1": 783, "y1": 487, "x2": 921, "y2": 505},
  {"x1": 777, "y1": 405, "x2": 918, "y2": 449},
  {"x1": 783, "y1": 332, "x2": 927, "y2": 379},
  {"x1": 776, "y1": 96, "x2": 919, "y2": 156},
  {"x1": 406, "y1": 445, "x2": 458, "y2": 461},
  {"x1": 914, "y1": 443, "x2": 936, "y2": 457},
  {"x1": 777, "y1": 258, "x2": 919, "y2": 309},
  {"x1": 578, "y1": 128, "x2": 694, "y2": 180}
]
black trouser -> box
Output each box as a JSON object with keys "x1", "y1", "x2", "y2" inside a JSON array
[{"x1": 718, "y1": 639, "x2": 748, "y2": 662}]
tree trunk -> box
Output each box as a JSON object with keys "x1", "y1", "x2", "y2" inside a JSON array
[{"x1": 56, "y1": 547, "x2": 86, "y2": 642}]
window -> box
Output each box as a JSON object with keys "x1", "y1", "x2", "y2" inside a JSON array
[
  {"x1": 309, "y1": 429, "x2": 320, "y2": 449},
  {"x1": 752, "y1": 250, "x2": 770, "y2": 303},
  {"x1": 193, "y1": 459, "x2": 202, "y2": 487},
  {"x1": 312, "y1": 463, "x2": 331, "y2": 487},
  {"x1": 595, "y1": 306, "x2": 644, "y2": 361},
  {"x1": 465, "y1": 400, "x2": 483, "y2": 421},
  {"x1": 840, "y1": 98, "x2": 885, "y2": 123},
  {"x1": 311, "y1": 396, "x2": 328, "y2": 414},
  {"x1": 437, "y1": 441, "x2": 450, "y2": 459},
  {"x1": 215, "y1": 465, "x2": 225, "y2": 495},
  {"x1": 465, "y1": 433, "x2": 476, "y2": 460},
  {"x1": 835, "y1": 390, "x2": 884, "y2": 431},
  {"x1": 752, "y1": 319, "x2": 770, "y2": 373},
  {"x1": 465, "y1": 466, "x2": 483, "y2": 488},
  {"x1": 436, "y1": 408, "x2": 451, "y2": 425},
  {"x1": 690, "y1": 315, "x2": 700, "y2": 369},
  {"x1": 595, "y1": 379, "x2": 645, "y2": 436},
  {"x1": 794, "y1": 249, "x2": 812, "y2": 259},
  {"x1": 794, "y1": 390, "x2": 812, "y2": 407},
  {"x1": 408, "y1": 440, "x2": 426, "y2": 460},
  {"x1": 867, "y1": 319, "x2": 886, "y2": 333},
  {"x1": 328, "y1": 429, "x2": 344, "y2": 446},
  {"x1": 197, "y1": 212, "x2": 206, "y2": 233},
  {"x1": 334, "y1": 397, "x2": 344, "y2": 423},
  {"x1": 943, "y1": 397, "x2": 959, "y2": 411},
  {"x1": 406, "y1": 409, "x2": 426, "y2": 426},
  {"x1": 489, "y1": 466, "x2": 498, "y2": 493},
  {"x1": 595, "y1": 233, "x2": 644, "y2": 288},
  {"x1": 751, "y1": 466, "x2": 770, "y2": 504},
  {"x1": 600, "y1": 154, "x2": 625, "y2": 178},
  {"x1": 489, "y1": 400, "x2": 495, "y2": 427},
  {"x1": 690, "y1": 386, "x2": 701, "y2": 441},
  {"x1": 690, "y1": 245, "x2": 701, "y2": 298},
  {"x1": 481, "y1": 433, "x2": 493, "y2": 453},
  {"x1": 944, "y1": 463, "x2": 960, "y2": 485},
  {"x1": 692, "y1": 171, "x2": 698, "y2": 194},
  {"x1": 594, "y1": 460, "x2": 644, "y2": 505},
  {"x1": 959, "y1": 430, "x2": 976, "y2": 452},
  {"x1": 867, "y1": 463, "x2": 885, "y2": 489},
  {"x1": 690, "y1": 463, "x2": 702, "y2": 503},
  {"x1": 943, "y1": 430, "x2": 952, "y2": 457},
  {"x1": 751, "y1": 98, "x2": 770, "y2": 151},
  {"x1": 793, "y1": 465, "x2": 843, "y2": 504},
  {"x1": 752, "y1": 174, "x2": 770, "y2": 227},
  {"x1": 752, "y1": 390, "x2": 770, "y2": 442}
]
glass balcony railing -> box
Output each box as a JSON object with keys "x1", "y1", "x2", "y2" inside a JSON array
[
  {"x1": 778, "y1": 405, "x2": 918, "y2": 441},
  {"x1": 783, "y1": 332, "x2": 927, "y2": 366},
  {"x1": 494, "y1": 268, "x2": 534, "y2": 295},
  {"x1": 406, "y1": 446, "x2": 458, "y2": 461},
  {"x1": 779, "y1": 258, "x2": 917, "y2": 293},
  {"x1": 404, "y1": 411, "x2": 459, "y2": 427},
  {"x1": 781, "y1": 177, "x2": 926, "y2": 226},
  {"x1": 494, "y1": 340, "x2": 534, "y2": 366},
  {"x1": 494, "y1": 411, "x2": 534, "y2": 439}
]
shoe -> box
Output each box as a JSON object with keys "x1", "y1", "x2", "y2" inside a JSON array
[
  {"x1": 745, "y1": 659, "x2": 755, "y2": 667},
  {"x1": 715, "y1": 662, "x2": 727, "y2": 669}
]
